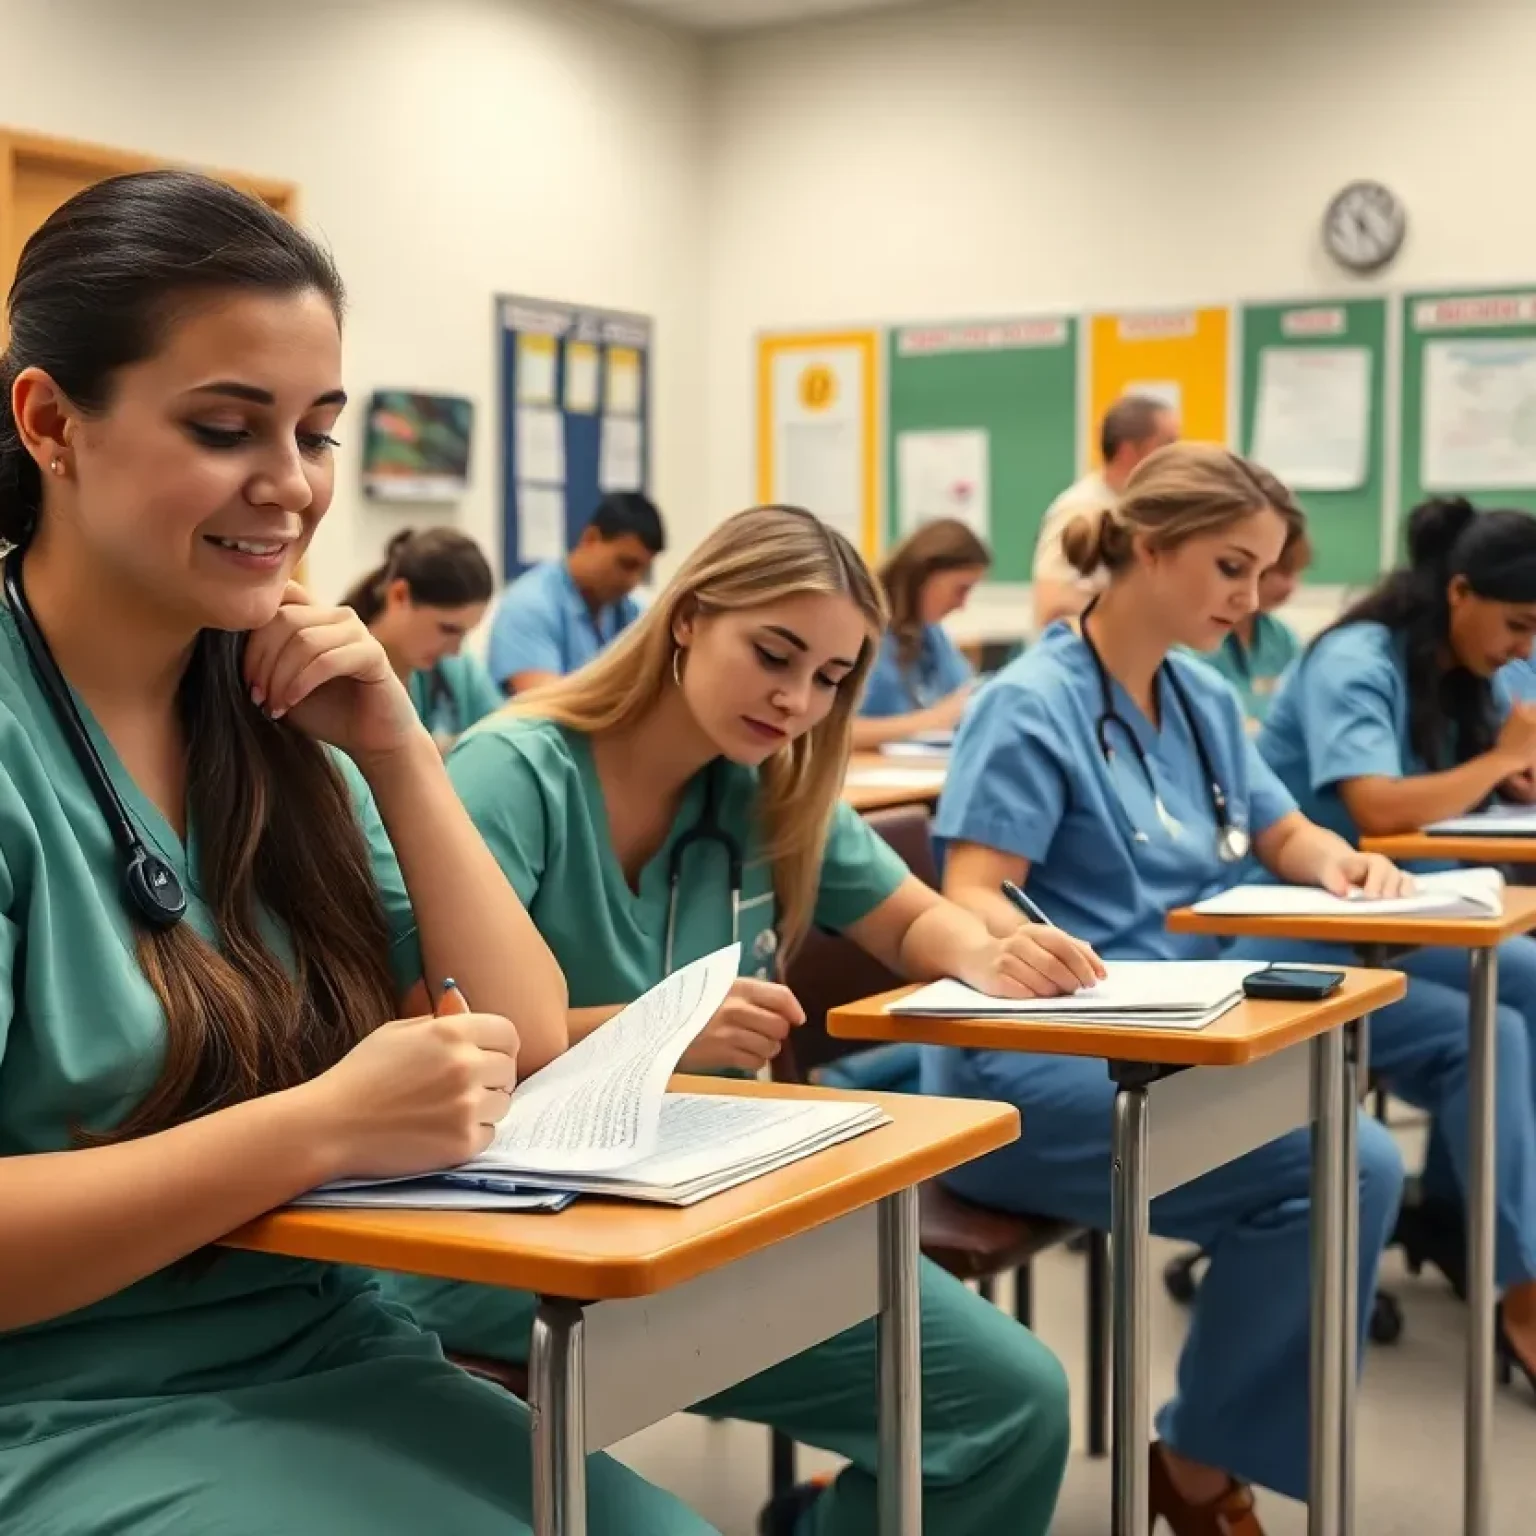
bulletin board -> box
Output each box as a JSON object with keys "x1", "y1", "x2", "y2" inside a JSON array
[
  {"x1": 1398, "y1": 288, "x2": 1536, "y2": 522},
  {"x1": 498, "y1": 294, "x2": 653, "y2": 579},
  {"x1": 756, "y1": 330, "x2": 880, "y2": 558},
  {"x1": 884, "y1": 316, "x2": 1078, "y2": 582},
  {"x1": 1238, "y1": 297, "x2": 1389, "y2": 586},
  {"x1": 1086, "y1": 306, "x2": 1231, "y2": 459}
]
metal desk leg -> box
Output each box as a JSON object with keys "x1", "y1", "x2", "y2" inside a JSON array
[
  {"x1": 1112, "y1": 1085, "x2": 1151, "y2": 1536},
  {"x1": 878, "y1": 1187, "x2": 922, "y2": 1536},
  {"x1": 1466, "y1": 950, "x2": 1498, "y2": 1536},
  {"x1": 1340, "y1": 1014, "x2": 1366, "y2": 1536},
  {"x1": 1308, "y1": 1027, "x2": 1345, "y2": 1536},
  {"x1": 530, "y1": 1298, "x2": 587, "y2": 1536}
]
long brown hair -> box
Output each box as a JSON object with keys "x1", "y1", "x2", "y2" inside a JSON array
[
  {"x1": 507, "y1": 505, "x2": 887, "y2": 958},
  {"x1": 878, "y1": 518, "x2": 990, "y2": 669},
  {"x1": 342, "y1": 526, "x2": 494, "y2": 625},
  {"x1": 0, "y1": 172, "x2": 398, "y2": 1141}
]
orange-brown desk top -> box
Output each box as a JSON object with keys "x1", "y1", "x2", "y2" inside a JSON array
[
  {"x1": 827, "y1": 968, "x2": 1404, "y2": 1069},
  {"x1": 841, "y1": 754, "x2": 947, "y2": 813},
  {"x1": 1361, "y1": 832, "x2": 1536, "y2": 865},
  {"x1": 221, "y1": 1077, "x2": 1016, "y2": 1300},
  {"x1": 1166, "y1": 884, "x2": 1536, "y2": 950}
]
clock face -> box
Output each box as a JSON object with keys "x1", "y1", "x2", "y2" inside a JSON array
[{"x1": 1323, "y1": 180, "x2": 1407, "y2": 273}]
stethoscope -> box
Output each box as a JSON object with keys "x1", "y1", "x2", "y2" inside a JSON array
[
  {"x1": 1080, "y1": 600, "x2": 1250, "y2": 864},
  {"x1": 663, "y1": 763, "x2": 779, "y2": 979},
  {"x1": 3, "y1": 549, "x2": 188, "y2": 930}
]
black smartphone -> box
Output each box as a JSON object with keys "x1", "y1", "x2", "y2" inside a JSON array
[{"x1": 1242, "y1": 965, "x2": 1346, "y2": 1001}]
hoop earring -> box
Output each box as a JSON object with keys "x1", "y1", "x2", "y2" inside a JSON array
[{"x1": 672, "y1": 647, "x2": 684, "y2": 687}]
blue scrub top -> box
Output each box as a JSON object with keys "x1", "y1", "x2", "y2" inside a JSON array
[
  {"x1": 935, "y1": 623, "x2": 1295, "y2": 959},
  {"x1": 1501, "y1": 656, "x2": 1536, "y2": 703},
  {"x1": 1259, "y1": 620, "x2": 1514, "y2": 856},
  {"x1": 1186, "y1": 612, "x2": 1301, "y2": 725},
  {"x1": 485, "y1": 560, "x2": 640, "y2": 690},
  {"x1": 860, "y1": 626, "x2": 974, "y2": 717}
]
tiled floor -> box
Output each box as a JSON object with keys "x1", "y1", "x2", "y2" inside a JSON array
[{"x1": 606, "y1": 1117, "x2": 1535, "y2": 1533}]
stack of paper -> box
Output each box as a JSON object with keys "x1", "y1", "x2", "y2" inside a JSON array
[
  {"x1": 1426, "y1": 806, "x2": 1536, "y2": 837},
  {"x1": 1192, "y1": 867, "x2": 1505, "y2": 920},
  {"x1": 300, "y1": 947, "x2": 888, "y2": 1211},
  {"x1": 878, "y1": 732, "x2": 953, "y2": 760},
  {"x1": 887, "y1": 960, "x2": 1264, "y2": 1031}
]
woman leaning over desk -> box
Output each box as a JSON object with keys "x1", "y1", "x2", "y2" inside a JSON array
[
  {"x1": 372, "y1": 503, "x2": 1093, "y2": 1536},
  {"x1": 1258, "y1": 495, "x2": 1536, "y2": 1392},
  {"x1": 929, "y1": 442, "x2": 1408, "y2": 1536}
]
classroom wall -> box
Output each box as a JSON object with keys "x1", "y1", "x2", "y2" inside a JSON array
[
  {"x1": 0, "y1": 0, "x2": 708, "y2": 606},
  {"x1": 702, "y1": 0, "x2": 1536, "y2": 639}
]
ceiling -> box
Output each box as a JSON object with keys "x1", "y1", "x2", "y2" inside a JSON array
[{"x1": 610, "y1": 0, "x2": 937, "y2": 33}]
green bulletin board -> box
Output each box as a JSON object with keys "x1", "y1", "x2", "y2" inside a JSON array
[
  {"x1": 1239, "y1": 297, "x2": 1388, "y2": 587},
  {"x1": 884, "y1": 317, "x2": 1079, "y2": 583},
  {"x1": 1399, "y1": 288, "x2": 1536, "y2": 520}
]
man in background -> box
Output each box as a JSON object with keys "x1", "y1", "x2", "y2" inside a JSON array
[
  {"x1": 1030, "y1": 395, "x2": 1179, "y2": 631},
  {"x1": 488, "y1": 491, "x2": 665, "y2": 695}
]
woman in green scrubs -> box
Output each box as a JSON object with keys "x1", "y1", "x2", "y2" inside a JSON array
[
  {"x1": 0, "y1": 171, "x2": 710, "y2": 1535},
  {"x1": 387, "y1": 505, "x2": 1095, "y2": 1536},
  {"x1": 344, "y1": 527, "x2": 503, "y2": 747}
]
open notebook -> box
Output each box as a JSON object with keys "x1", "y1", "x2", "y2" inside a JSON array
[
  {"x1": 1426, "y1": 806, "x2": 1536, "y2": 837},
  {"x1": 1193, "y1": 867, "x2": 1505, "y2": 921},
  {"x1": 294, "y1": 946, "x2": 888, "y2": 1211},
  {"x1": 888, "y1": 960, "x2": 1264, "y2": 1030}
]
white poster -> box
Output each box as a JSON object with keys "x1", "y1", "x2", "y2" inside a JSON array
[
  {"x1": 515, "y1": 404, "x2": 566, "y2": 484},
  {"x1": 517, "y1": 484, "x2": 567, "y2": 565},
  {"x1": 769, "y1": 343, "x2": 869, "y2": 550},
  {"x1": 1251, "y1": 346, "x2": 1371, "y2": 491},
  {"x1": 895, "y1": 429, "x2": 990, "y2": 537},
  {"x1": 564, "y1": 341, "x2": 600, "y2": 416},
  {"x1": 781, "y1": 419, "x2": 859, "y2": 543},
  {"x1": 599, "y1": 416, "x2": 645, "y2": 492},
  {"x1": 1423, "y1": 338, "x2": 1536, "y2": 490},
  {"x1": 606, "y1": 347, "x2": 643, "y2": 417},
  {"x1": 516, "y1": 333, "x2": 558, "y2": 407}
]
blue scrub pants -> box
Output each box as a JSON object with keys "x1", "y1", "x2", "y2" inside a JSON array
[
  {"x1": 921, "y1": 1045, "x2": 1403, "y2": 1501},
  {"x1": 1229, "y1": 934, "x2": 1536, "y2": 1288}
]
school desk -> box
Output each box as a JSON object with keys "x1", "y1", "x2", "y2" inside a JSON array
[
  {"x1": 222, "y1": 1076, "x2": 1018, "y2": 1536},
  {"x1": 1168, "y1": 888, "x2": 1536, "y2": 1536},
  {"x1": 842, "y1": 753, "x2": 947, "y2": 813},
  {"x1": 828, "y1": 968, "x2": 1405, "y2": 1536}
]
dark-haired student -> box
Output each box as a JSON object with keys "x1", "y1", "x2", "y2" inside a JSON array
[
  {"x1": 487, "y1": 490, "x2": 664, "y2": 695},
  {"x1": 0, "y1": 170, "x2": 714, "y2": 1534},
  {"x1": 1258, "y1": 495, "x2": 1536, "y2": 1395},
  {"x1": 343, "y1": 527, "x2": 501, "y2": 745}
]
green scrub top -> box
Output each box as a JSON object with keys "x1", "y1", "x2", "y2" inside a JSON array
[
  {"x1": 1189, "y1": 612, "x2": 1301, "y2": 725},
  {"x1": 406, "y1": 653, "x2": 503, "y2": 740},
  {"x1": 441, "y1": 714, "x2": 910, "y2": 1000}
]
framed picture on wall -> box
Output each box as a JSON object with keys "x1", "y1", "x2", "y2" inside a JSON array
[{"x1": 361, "y1": 390, "x2": 474, "y2": 502}]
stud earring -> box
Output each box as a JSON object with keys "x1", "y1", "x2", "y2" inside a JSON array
[{"x1": 49, "y1": 456, "x2": 65, "y2": 477}]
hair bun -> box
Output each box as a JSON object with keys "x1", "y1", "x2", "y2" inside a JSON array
[
  {"x1": 1060, "y1": 507, "x2": 1130, "y2": 577},
  {"x1": 1406, "y1": 497, "x2": 1476, "y2": 570}
]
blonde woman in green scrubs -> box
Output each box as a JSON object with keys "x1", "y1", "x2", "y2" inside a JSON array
[
  {"x1": 0, "y1": 172, "x2": 713, "y2": 1535},
  {"x1": 383, "y1": 505, "x2": 1097, "y2": 1536}
]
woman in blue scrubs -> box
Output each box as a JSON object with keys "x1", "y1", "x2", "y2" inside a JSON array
[
  {"x1": 933, "y1": 443, "x2": 1408, "y2": 1535},
  {"x1": 853, "y1": 517, "x2": 988, "y2": 748},
  {"x1": 389, "y1": 505, "x2": 1094, "y2": 1536},
  {"x1": 0, "y1": 171, "x2": 709, "y2": 1535},
  {"x1": 344, "y1": 527, "x2": 502, "y2": 747},
  {"x1": 1259, "y1": 495, "x2": 1536, "y2": 1390}
]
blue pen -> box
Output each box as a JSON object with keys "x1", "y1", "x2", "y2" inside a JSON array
[{"x1": 1000, "y1": 880, "x2": 1055, "y2": 928}]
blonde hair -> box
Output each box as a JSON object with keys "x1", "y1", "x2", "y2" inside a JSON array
[
  {"x1": 1062, "y1": 442, "x2": 1303, "y2": 578},
  {"x1": 509, "y1": 505, "x2": 888, "y2": 958}
]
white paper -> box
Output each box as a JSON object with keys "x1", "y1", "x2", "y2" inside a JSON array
[
  {"x1": 1193, "y1": 868, "x2": 1504, "y2": 920},
  {"x1": 891, "y1": 960, "x2": 1262, "y2": 1018},
  {"x1": 516, "y1": 334, "x2": 558, "y2": 407},
  {"x1": 472, "y1": 945, "x2": 740, "y2": 1174},
  {"x1": 896, "y1": 429, "x2": 990, "y2": 537},
  {"x1": 294, "y1": 1186, "x2": 568, "y2": 1211},
  {"x1": 781, "y1": 418, "x2": 861, "y2": 546},
  {"x1": 1427, "y1": 805, "x2": 1536, "y2": 836},
  {"x1": 1423, "y1": 339, "x2": 1536, "y2": 490},
  {"x1": 517, "y1": 484, "x2": 567, "y2": 565},
  {"x1": 1251, "y1": 346, "x2": 1371, "y2": 491},
  {"x1": 606, "y1": 347, "x2": 643, "y2": 417},
  {"x1": 1124, "y1": 380, "x2": 1182, "y2": 415},
  {"x1": 599, "y1": 416, "x2": 645, "y2": 493},
  {"x1": 564, "y1": 342, "x2": 600, "y2": 415},
  {"x1": 843, "y1": 766, "x2": 948, "y2": 791},
  {"x1": 516, "y1": 405, "x2": 565, "y2": 484}
]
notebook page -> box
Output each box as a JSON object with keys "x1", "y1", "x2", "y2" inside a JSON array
[
  {"x1": 889, "y1": 961, "x2": 1261, "y2": 1017},
  {"x1": 1427, "y1": 806, "x2": 1536, "y2": 836},
  {"x1": 1193, "y1": 868, "x2": 1503, "y2": 919}
]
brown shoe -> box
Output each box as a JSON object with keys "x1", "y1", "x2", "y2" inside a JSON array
[{"x1": 1148, "y1": 1441, "x2": 1265, "y2": 1535}]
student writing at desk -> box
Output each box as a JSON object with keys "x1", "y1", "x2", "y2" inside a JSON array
[
  {"x1": 853, "y1": 516, "x2": 989, "y2": 749},
  {"x1": 0, "y1": 173, "x2": 712, "y2": 1536},
  {"x1": 378, "y1": 505, "x2": 1088, "y2": 1536},
  {"x1": 1257, "y1": 496, "x2": 1536, "y2": 1389},
  {"x1": 487, "y1": 490, "x2": 663, "y2": 695},
  {"x1": 930, "y1": 444, "x2": 1408, "y2": 1536},
  {"x1": 343, "y1": 526, "x2": 501, "y2": 749}
]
